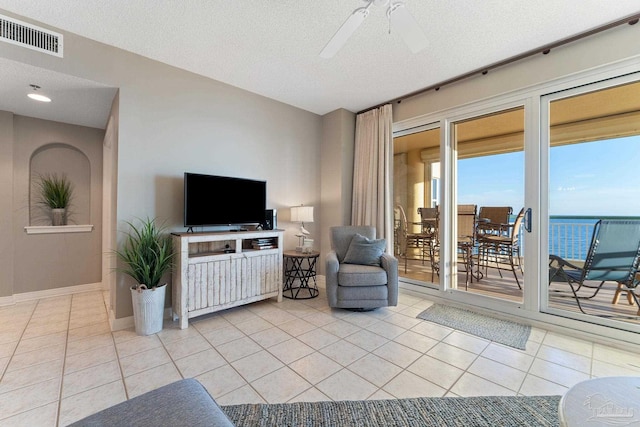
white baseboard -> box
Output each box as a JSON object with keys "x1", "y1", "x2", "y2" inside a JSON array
[
  {"x1": 0, "y1": 282, "x2": 103, "y2": 305},
  {"x1": 110, "y1": 307, "x2": 175, "y2": 332},
  {"x1": 0, "y1": 295, "x2": 16, "y2": 307},
  {"x1": 109, "y1": 309, "x2": 134, "y2": 331}
]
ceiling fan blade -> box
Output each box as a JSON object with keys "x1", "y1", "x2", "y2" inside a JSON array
[
  {"x1": 389, "y1": 2, "x2": 428, "y2": 53},
  {"x1": 320, "y1": 8, "x2": 370, "y2": 59}
]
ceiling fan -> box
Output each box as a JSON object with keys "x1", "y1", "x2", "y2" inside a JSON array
[{"x1": 320, "y1": 0, "x2": 428, "y2": 58}]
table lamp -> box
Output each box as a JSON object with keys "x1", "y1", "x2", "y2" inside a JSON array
[{"x1": 290, "y1": 205, "x2": 314, "y2": 251}]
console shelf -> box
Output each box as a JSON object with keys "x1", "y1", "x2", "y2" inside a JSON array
[{"x1": 171, "y1": 229, "x2": 284, "y2": 329}]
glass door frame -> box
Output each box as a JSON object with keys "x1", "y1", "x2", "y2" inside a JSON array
[
  {"x1": 439, "y1": 98, "x2": 539, "y2": 310},
  {"x1": 539, "y1": 72, "x2": 640, "y2": 331}
]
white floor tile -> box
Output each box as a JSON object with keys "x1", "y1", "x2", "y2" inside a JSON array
[
  {"x1": 62, "y1": 360, "x2": 122, "y2": 398},
  {"x1": 383, "y1": 371, "x2": 446, "y2": 398},
  {"x1": 319, "y1": 340, "x2": 368, "y2": 366},
  {"x1": 4, "y1": 286, "x2": 640, "y2": 427},
  {"x1": 0, "y1": 401, "x2": 58, "y2": 427},
  {"x1": 288, "y1": 352, "x2": 342, "y2": 385},
  {"x1": 250, "y1": 327, "x2": 293, "y2": 348},
  {"x1": 407, "y1": 355, "x2": 463, "y2": 390},
  {"x1": 343, "y1": 329, "x2": 389, "y2": 352},
  {"x1": 174, "y1": 348, "x2": 227, "y2": 378},
  {"x1": 536, "y1": 344, "x2": 591, "y2": 374},
  {"x1": 297, "y1": 328, "x2": 341, "y2": 350},
  {"x1": 316, "y1": 369, "x2": 377, "y2": 401},
  {"x1": 427, "y1": 342, "x2": 478, "y2": 370},
  {"x1": 65, "y1": 344, "x2": 117, "y2": 375},
  {"x1": 58, "y1": 380, "x2": 126, "y2": 426},
  {"x1": 216, "y1": 384, "x2": 266, "y2": 405},
  {"x1": 347, "y1": 353, "x2": 403, "y2": 387},
  {"x1": 231, "y1": 350, "x2": 284, "y2": 382},
  {"x1": 480, "y1": 342, "x2": 534, "y2": 372},
  {"x1": 450, "y1": 372, "x2": 515, "y2": 397},
  {"x1": 196, "y1": 364, "x2": 247, "y2": 398},
  {"x1": 467, "y1": 356, "x2": 526, "y2": 392},
  {"x1": 528, "y1": 358, "x2": 590, "y2": 388},
  {"x1": 0, "y1": 377, "x2": 61, "y2": 421},
  {"x1": 373, "y1": 341, "x2": 422, "y2": 368},
  {"x1": 216, "y1": 336, "x2": 262, "y2": 362},
  {"x1": 251, "y1": 367, "x2": 312, "y2": 403},
  {"x1": 442, "y1": 331, "x2": 490, "y2": 354},
  {"x1": 163, "y1": 334, "x2": 212, "y2": 360},
  {"x1": 267, "y1": 338, "x2": 315, "y2": 364},
  {"x1": 519, "y1": 374, "x2": 569, "y2": 396},
  {"x1": 123, "y1": 362, "x2": 182, "y2": 398}
]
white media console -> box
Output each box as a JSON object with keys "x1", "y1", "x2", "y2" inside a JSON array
[{"x1": 171, "y1": 229, "x2": 284, "y2": 329}]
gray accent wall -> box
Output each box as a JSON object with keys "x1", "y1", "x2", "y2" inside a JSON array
[
  {"x1": 7, "y1": 115, "x2": 104, "y2": 294},
  {"x1": 0, "y1": 9, "x2": 325, "y2": 321},
  {"x1": 319, "y1": 108, "x2": 356, "y2": 274},
  {"x1": 0, "y1": 111, "x2": 14, "y2": 298}
]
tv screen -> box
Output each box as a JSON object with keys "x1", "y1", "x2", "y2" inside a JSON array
[{"x1": 184, "y1": 173, "x2": 266, "y2": 228}]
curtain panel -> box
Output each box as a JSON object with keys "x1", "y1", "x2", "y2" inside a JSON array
[{"x1": 351, "y1": 104, "x2": 393, "y2": 253}]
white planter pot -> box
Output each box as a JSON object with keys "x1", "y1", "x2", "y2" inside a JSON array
[{"x1": 131, "y1": 283, "x2": 166, "y2": 336}]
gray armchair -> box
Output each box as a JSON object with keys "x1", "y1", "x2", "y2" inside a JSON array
[{"x1": 326, "y1": 226, "x2": 398, "y2": 310}]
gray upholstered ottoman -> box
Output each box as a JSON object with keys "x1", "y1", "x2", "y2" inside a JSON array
[{"x1": 69, "y1": 378, "x2": 234, "y2": 426}]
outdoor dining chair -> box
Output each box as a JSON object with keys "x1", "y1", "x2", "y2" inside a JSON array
[
  {"x1": 548, "y1": 220, "x2": 640, "y2": 315},
  {"x1": 476, "y1": 208, "x2": 525, "y2": 289}
]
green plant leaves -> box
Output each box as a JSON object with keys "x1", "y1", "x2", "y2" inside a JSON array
[
  {"x1": 114, "y1": 218, "x2": 174, "y2": 289},
  {"x1": 35, "y1": 173, "x2": 73, "y2": 209}
]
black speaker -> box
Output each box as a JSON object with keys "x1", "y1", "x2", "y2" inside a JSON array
[{"x1": 264, "y1": 209, "x2": 277, "y2": 230}]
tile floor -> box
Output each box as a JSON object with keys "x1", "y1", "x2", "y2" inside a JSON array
[{"x1": 2, "y1": 279, "x2": 640, "y2": 426}]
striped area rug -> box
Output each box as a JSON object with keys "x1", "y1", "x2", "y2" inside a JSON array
[
  {"x1": 417, "y1": 304, "x2": 531, "y2": 350},
  {"x1": 223, "y1": 395, "x2": 560, "y2": 427}
]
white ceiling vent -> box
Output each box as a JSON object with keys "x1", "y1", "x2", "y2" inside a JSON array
[{"x1": 0, "y1": 14, "x2": 63, "y2": 57}]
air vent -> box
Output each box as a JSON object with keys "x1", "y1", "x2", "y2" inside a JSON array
[{"x1": 0, "y1": 14, "x2": 63, "y2": 57}]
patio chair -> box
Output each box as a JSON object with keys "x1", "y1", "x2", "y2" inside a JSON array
[
  {"x1": 396, "y1": 205, "x2": 436, "y2": 276},
  {"x1": 477, "y1": 208, "x2": 525, "y2": 289},
  {"x1": 457, "y1": 204, "x2": 477, "y2": 289},
  {"x1": 477, "y1": 206, "x2": 513, "y2": 238},
  {"x1": 548, "y1": 220, "x2": 640, "y2": 315}
]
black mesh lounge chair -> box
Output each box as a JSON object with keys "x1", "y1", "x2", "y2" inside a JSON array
[{"x1": 548, "y1": 220, "x2": 640, "y2": 315}]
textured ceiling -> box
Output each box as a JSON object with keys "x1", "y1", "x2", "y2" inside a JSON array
[{"x1": 0, "y1": 0, "x2": 639, "y2": 127}]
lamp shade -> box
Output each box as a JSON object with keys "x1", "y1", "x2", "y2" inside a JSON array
[{"x1": 291, "y1": 206, "x2": 314, "y2": 223}]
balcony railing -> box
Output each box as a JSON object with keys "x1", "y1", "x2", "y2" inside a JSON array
[{"x1": 548, "y1": 216, "x2": 640, "y2": 261}]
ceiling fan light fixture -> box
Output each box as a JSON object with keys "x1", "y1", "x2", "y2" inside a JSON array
[
  {"x1": 27, "y1": 84, "x2": 51, "y2": 102},
  {"x1": 320, "y1": 0, "x2": 427, "y2": 58},
  {"x1": 388, "y1": 1, "x2": 428, "y2": 53},
  {"x1": 320, "y1": 7, "x2": 371, "y2": 58}
]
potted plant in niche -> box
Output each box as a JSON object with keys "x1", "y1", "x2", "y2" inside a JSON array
[
  {"x1": 115, "y1": 218, "x2": 174, "y2": 336},
  {"x1": 35, "y1": 173, "x2": 74, "y2": 226}
]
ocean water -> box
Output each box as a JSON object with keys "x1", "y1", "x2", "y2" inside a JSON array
[{"x1": 548, "y1": 217, "x2": 598, "y2": 260}]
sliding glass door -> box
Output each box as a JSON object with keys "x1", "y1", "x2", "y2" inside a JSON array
[
  {"x1": 393, "y1": 126, "x2": 440, "y2": 286},
  {"x1": 447, "y1": 107, "x2": 526, "y2": 304},
  {"x1": 542, "y1": 77, "x2": 640, "y2": 328}
]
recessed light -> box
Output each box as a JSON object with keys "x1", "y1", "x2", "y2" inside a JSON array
[{"x1": 27, "y1": 84, "x2": 51, "y2": 103}]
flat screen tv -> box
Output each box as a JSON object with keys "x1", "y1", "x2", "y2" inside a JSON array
[{"x1": 184, "y1": 173, "x2": 266, "y2": 228}]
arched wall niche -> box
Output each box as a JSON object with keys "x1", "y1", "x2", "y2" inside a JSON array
[{"x1": 29, "y1": 142, "x2": 91, "y2": 225}]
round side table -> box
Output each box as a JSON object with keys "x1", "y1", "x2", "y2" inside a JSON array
[
  {"x1": 283, "y1": 250, "x2": 319, "y2": 299},
  {"x1": 559, "y1": 376, "x2": 640, "y2": 427}
]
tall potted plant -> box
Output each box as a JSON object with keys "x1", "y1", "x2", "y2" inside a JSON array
[
  {"x1": 35, "y1": 173, "x2": 74, "y2": 226},
  {"x1": 115, "y1": 218, "x2": 174, "y2": 335}
]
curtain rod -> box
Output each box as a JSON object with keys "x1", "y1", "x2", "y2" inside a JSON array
[{"x1": 357, "y1": 12, "x2": 640, "y2": 115}]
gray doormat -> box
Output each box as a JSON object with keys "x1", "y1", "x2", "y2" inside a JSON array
[
  {"x1": 417, "y1": 304, "x2": 531, "y2": 350},
  {"x1": 223, "y1": 395, "x2": 560, "y2": 426}
]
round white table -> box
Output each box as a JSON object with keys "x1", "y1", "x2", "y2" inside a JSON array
[{"x1": 559, "y1": 376, "x2": 640, "y2": 427}]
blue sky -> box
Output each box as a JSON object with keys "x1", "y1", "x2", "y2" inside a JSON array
[{"x1": 457, "y1": 135, "x2": 640, "y2": 216}]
